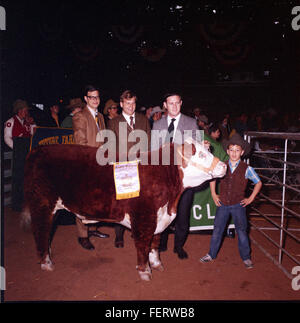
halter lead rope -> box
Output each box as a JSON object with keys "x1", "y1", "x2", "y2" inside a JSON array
[{"x1": 176, "y1": 147, "x2": 220, "y2": 174}]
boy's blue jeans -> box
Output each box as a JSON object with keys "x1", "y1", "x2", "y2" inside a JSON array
[{"x1": 209, "y1": 202, "x2": 251, "y2": 261}]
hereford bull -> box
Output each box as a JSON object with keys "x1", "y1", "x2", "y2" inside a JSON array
[{"x1": 22, "y1": 139, "x2": 226, "y2": 280}]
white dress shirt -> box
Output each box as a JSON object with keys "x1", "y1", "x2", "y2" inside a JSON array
[
  {"x1": 167, "y1": 113, "x2": 181, "y2": 137},
  {"x1": 122, "y1": 112, "x2": 135, "y2": 127},
  {"x1": 87, "y1": 105, "x2": 97, "y2": 119}
]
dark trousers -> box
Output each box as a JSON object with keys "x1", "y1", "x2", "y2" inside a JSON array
[
  {"x1": 11, "y1": 138, "x2": 30, "y2": 212},
  {"x1": 160, "y1": 182, "x2": 209, "y2": 250},
  {"x1": 115, "y1": 224, "x2": 125, "y2": 243}
]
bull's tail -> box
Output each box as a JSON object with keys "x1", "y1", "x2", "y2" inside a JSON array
[{"x1": 20, "y1": 206, "x2": 31, "y2": 231}]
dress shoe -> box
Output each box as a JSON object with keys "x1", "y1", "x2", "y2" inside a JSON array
[
  {"x1": 226, "y1": 228, "x2": 235, "y2": 239},
  {"x1": 158, "y1": 244, "x2": 167, "y2": 252},
  {"x1": 173, "y1": 246, "x2": 188, "y2": 259},
  {"x1": 114, "y1": 240, "x2": 124, "y2": 248},
  {"x1": 89, "y1": 230, "x2": 110, "y2": 238},
  {"x1": 78, "y1": 237, "x2": 95, "y2": 250}
]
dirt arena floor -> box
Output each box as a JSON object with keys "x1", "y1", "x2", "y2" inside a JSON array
[{"x1": 2, "y1": 206, "x2": 299, "y2": 303}]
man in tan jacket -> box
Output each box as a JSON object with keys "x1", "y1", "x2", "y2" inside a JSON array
[{"x1": 72, "y1": 85, "x2": 109, "y2": 250}]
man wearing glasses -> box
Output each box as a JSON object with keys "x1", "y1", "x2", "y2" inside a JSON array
[
  {"x1": 72, "y1": 85, "x2": 109, "y2": 250},
  {"x1": 73, "y1": 85, "x2": 105, "y2": 146}
]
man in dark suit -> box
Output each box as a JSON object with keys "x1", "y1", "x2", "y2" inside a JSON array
[
  {"x1": 108, "y1": 90, "x2": 151, "y2": 247},
  {"x1": 152, "y1": 92, "x2": 204, "y2": 259}
]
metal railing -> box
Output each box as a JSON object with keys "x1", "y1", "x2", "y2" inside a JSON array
[
  {"x1": 3, "y1": 151, "x2": 13, "y2": 206},
  {"x1": 244, "y1": 132, "x2": 300, "y2": 279}
]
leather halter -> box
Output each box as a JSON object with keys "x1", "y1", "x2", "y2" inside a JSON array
[{"x1": 177, "y1": 147, "x2": 220, "y2": 174}]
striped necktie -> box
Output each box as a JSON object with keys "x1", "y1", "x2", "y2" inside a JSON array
[{"x1": 130, "y1": 116, "x2": 134, "y2": 130}]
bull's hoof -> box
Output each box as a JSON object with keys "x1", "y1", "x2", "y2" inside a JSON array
[
  {"x1": 149, "y1": 249, "x2": 164, "y2": 272},
  {"x1": 41, "y1": 255, "x2": 54, "y2": 271},
  {"x1": 152, "y1": 264, "x2": 164, "y2": 272},
  {"x1": 138, "y1": 271, "x2": 152, "y2": 281},
  {"x1": 137, "y1": 265, "x2": 152, "y2": 281}
]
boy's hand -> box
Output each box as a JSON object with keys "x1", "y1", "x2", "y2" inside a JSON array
[
  {"x1": 240, "y1": 197, "x2": 254, "y2": 207},
  {"x1": 240, "y1": 181, "x2": 262, "y2": 207},
  {"x1": 212, "y1": 194, "x2": 221, "y2": 207}
]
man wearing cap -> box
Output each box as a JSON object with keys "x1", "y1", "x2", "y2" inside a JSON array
[
  {"x1": 103, "y1": 99, "x2": 119, "y2": 126},
  {"x1": 149, "y1": 106, "x2": 164, "y2": 128},
  {"x1": 40, "y1": 101, "x2": 62, "y2": 128},
  {"x1": 61, "y1": 98, "x2": 85, "y2": 128},
  {"x1": 151, "y1": 92, "x2": 201, "y2": 259},
  {"x1": 108, "y1": 90, "x2": 151, "y2": 248},
  {"x1": 197, "y1": 114, "x2": 209, "y2": 134},
  {"x1": 4, "y1": 99, "x2": 36, "y2": 149},
  {"x1": 72, "y1": 85, "x2": 109, "y2": 250}
]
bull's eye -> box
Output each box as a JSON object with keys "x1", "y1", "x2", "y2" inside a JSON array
[
  {"x1": 198, "y1": 152, "x2": 206, "y2": 159},
  {"x1": 203, "y1": 140, "x2": 211, "y2": 151}
]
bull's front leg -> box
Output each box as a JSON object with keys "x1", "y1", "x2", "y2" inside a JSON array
[
  {"x1": 131, "y1": 215, "x2": 156, "y2": 281},
  {"x1": 149, "y1": 234, "x2": 164, "y2": 272}
]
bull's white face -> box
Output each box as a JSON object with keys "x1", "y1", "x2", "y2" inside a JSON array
[{"x1": 179, "y1": 138, "x2": 227, "y2": 188}]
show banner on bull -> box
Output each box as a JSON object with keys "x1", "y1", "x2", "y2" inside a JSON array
[
  {"x1": 190, "y1": 187, "x2": 234, "y2": 230},
  {"x1": 113, "y1": 161, "x2": 140, "y2": 200},
  {"x1": 30, "y1": 127, "x2": 74, "y2": 150}
]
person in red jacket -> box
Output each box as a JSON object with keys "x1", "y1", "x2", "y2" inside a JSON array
[
  {"x1": 200, "y1": 134, "x2": 262, "y2": 268},
  {"x1": 4, "y1": 99, "x2": 36, "y2": 149},
  {"x1": 4, "y1": 99, "x2": 36, "y2": 211}
]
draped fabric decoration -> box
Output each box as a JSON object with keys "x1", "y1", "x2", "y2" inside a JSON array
[
  {"x1": 70, "y1": 42, "x2": 100, "y2": 62},
  {"x1": 198, "y1": 22, "x2": 251, "y2": 66},
  {"x1": 199, "y1": 22, "x2": 245, "y2": 47},
  {"x1": 212, "y1": 42, "x2": 251, "y2": 66},
  {"x1": 112, "y1": 25, "x2": 144, "y2": 44},
  {"x1": 140, "y1": 47, "x2": 167, "y2": 62}
]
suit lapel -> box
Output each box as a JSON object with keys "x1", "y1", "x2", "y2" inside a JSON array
[
  {"x1": 134, "y1": 113, "x2": 143, "y2": 130},
  {"x1": 163, "y1": 116, "x2": 168, "y2": 130},
  {"x1": 119, "y1": 114, "x2": 133, "y2": 133},
  {"x1": 98, "y1": 113, "x2": 105, "y2": 130},
  {"x1": 176, "y1": 114, "x2": 185, "y2": 133},
  {"x1": 160, "y1": 117, "x2": 168, "y2": 145},
  {"x1": 172, "y1": 114, "x2": 183, "y2": 144},
  {"x1": 84, "y1": 107, "x2": 98, "y2": 135}
]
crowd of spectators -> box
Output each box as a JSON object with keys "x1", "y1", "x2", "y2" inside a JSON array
[{"x1": 4, "y1": 94, "x2": 300, "y2": 153}]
